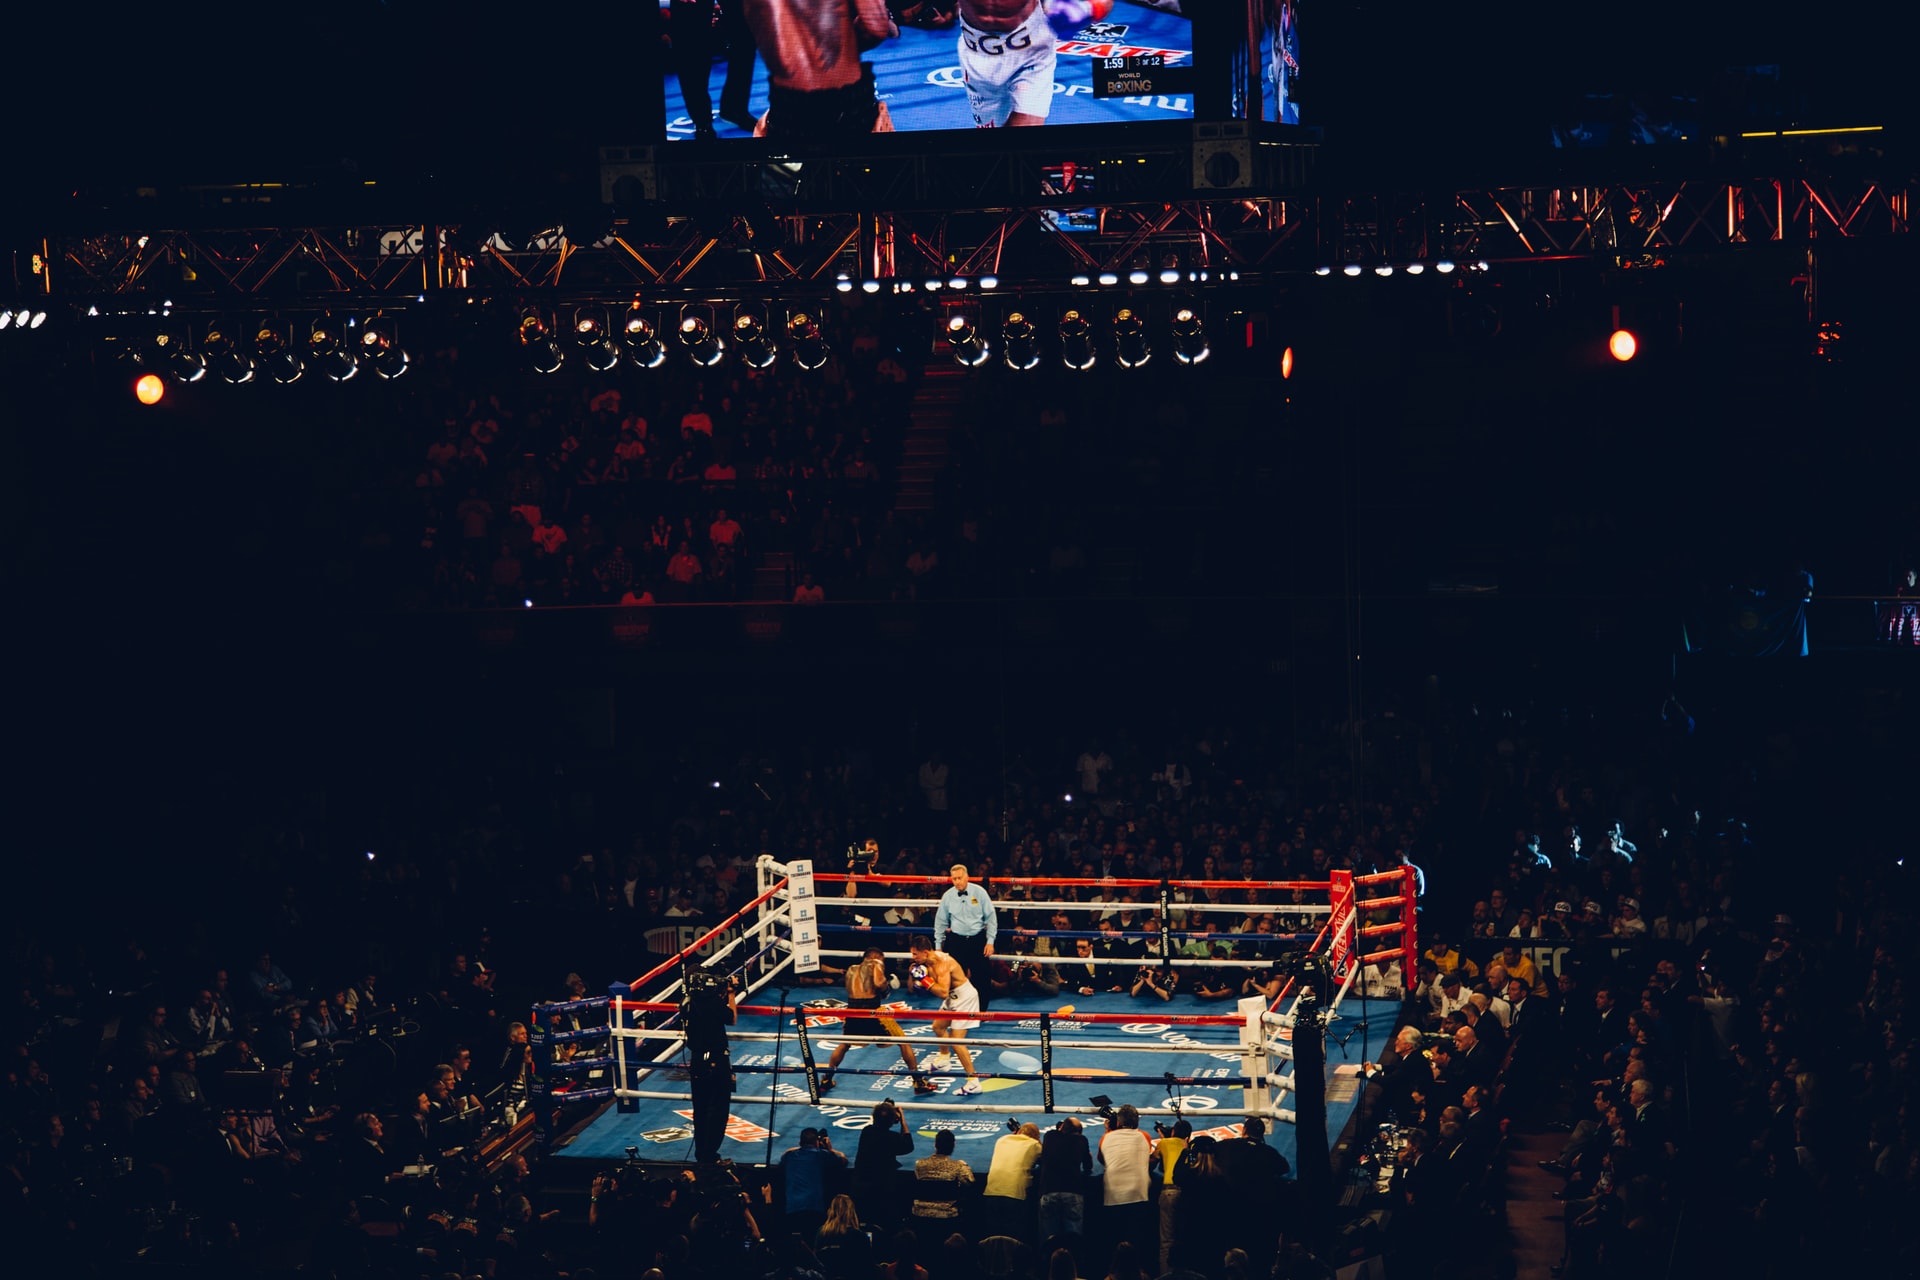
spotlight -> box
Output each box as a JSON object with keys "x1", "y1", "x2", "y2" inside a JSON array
[
  {"x1": 204, "y1": 319, "x2": 255, "y2": 384},
  {"x1": 1608, "y1": 329, "x2": 1638, "y2": 362},
  {"x1": 1071, "y1": 274, "x2": 1091, "y2": 287},
  {"x1": 733, "y1": 305, "x2": 776, "y2": 369},
  {"x1": 1405, "y1": 263, "x2": 1426, "y2": 276},
  {"x1": 621, "y1": 307, "x2": 665, "y2": 368},
  {"x1": 1374, "y1": 264, "x2": 1393, "y2": 277},
  {"x1": 572, "y1": 306, "x2": 608, "y2": 347},
  {"x1": 135, "y1": 373, "x2": 165, "y2": 404},
  {"x1": 1097, "y1": 272, "x2": 1119, "y2": 287},
  {"x1": 1435, "y1": 260, "x2": 1457, "y2": 274},
  {"x1": 1059, "y1": 309, "x2": 1096, "y2": 371},
  {"x1": 518, "y1": 310, "x2": 564, "y2": 374},
  {"x1": 1342, "y1": 264, "x2": 1363, "y2": 277},
  {"x1": 1159, "y1": 268, "x2": 1181, "y2": 284},
  {"x1": 28, "y1": 310, "x2": 46, "y2": 329},
  {"x1": 1113, "y1": 307, "x2": 1151, "y2": 368},
  {"x1": 787, "y1": 311, "x2": 828, "y2": 371},
  {"x1": 945, "y1": 311, "x2": 989, "y2": 367},
  {"x1": 1473, "y1": 261, "x2": 1490, "y2": 272},
  {"x1": 1314, "y1": 266, "x2": 1332, "y2": 277},
  {"x1": 948, "y1": 277, "x2": 968, "y2": 291},
  {"x1": 860, "y1": 280, "x2": 882, "y2": 294},
  {"x1": 678, "y1": 307, "x2": 723, "y2": 366},
  {"x1": 308, "y1": 316, "x2": 358, "y2": 381},
  {"x1": 360, "y1": 318, "x2": 411, "y2": 379},
  {"x1": 924, "y1": 279, "x2": 943, "y2": 292},
  {"x1": 1001, "y1": 312, "x2": 1039, "y2": 371},
  {"x1": 1128, "y1": 269, "x2": 1150, "y2": 285},
  {"x1": 154, "y1": 320, "x2": 205, "y2": 383},
  {"x1": 1281, "y1": 346, "x2": 1295, "y2": 379},
  {"x1": 0, "y1": 311, "x2": 10, "y2": 330},
  {"x1": 255, "y1": 319, "x2": 304, "y2": 384},
  {"x1": 10, "y1": 309, "x2": 29, "y2": 329},
  {"x1": 1170, "y1": 305, "x2": 1209, "y2": 365},
  {"x1": 835, "y1": 274, "x2": 853, "y2": 293},
  {"x1": 979, "y1": 276, "x2": 999, "y2": 290}
]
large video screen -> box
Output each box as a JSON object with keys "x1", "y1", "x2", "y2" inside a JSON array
[{"x1": 663, "y1": 1, "x2": 1196, "y2": 141}]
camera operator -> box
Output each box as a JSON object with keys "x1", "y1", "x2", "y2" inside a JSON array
[
  {"x1": 854, "y1": 1098, "x2": 916, "y2": 1225},
  {"x1": 1098, "y1": 1104, "x2": 1154, "y2": 1253},
  {"x1": 684, "y1": 965, "x2": 739, "y2": 1164},
  {"x1": 1037, "y1": 1116, "x2": 1092, "y2": 1241},
  {"x1": 983, "y1": 1120, "x2": 1043, "y2": 1240}
]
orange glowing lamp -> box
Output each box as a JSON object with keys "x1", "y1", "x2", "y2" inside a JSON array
[
  {"x1": 134, "y1": 374, "x2": 165, "y2": 404},
  {"x1": 1607, "y1": 329, "x2": 1638, "y2": 362}
]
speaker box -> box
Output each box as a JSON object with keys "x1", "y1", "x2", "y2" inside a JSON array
[{"x1": 1192, "y1": 122, "x2": 1252, "y2": 191}]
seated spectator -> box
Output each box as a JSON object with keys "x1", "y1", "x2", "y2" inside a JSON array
[
  {"x1": 816, "y1": 1193, "x2": 877, "y2": 1275},
  {"x1": 248, "y1": 952, "x2": 295, "y2": 1011},
  {"x1": 912, "y1": 1129, "x2": 973, "y2": 1226}
]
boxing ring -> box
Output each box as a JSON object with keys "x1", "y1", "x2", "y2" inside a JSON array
[{"x1": 531, "y1": 860, "x2": 1417, "y2": 1168}]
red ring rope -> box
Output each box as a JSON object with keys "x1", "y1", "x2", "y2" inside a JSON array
[
  {"x1": 611, "y1": 1000, "x2": 1247, "y2": 1027},
  {"x1": 813, "y1": 873, "x2": 1335, "y2": 892},
  {"x1": 625, "y1": 878, "x2": 788, "y2": 992}
]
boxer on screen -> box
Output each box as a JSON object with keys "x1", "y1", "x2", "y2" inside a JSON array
[{"x1": 742, "y1": 0, "x2": 900, "y2": 137}]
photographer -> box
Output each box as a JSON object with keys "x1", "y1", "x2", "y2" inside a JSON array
[
  {"x1": 1130, "y1": 962, "x2": 1177, "y2": 1003},
  {"x1": 684, "y1": 965, "x2": 739, "y2": 1165},
  {"x1": 983, "y1": 1121, "x2": 1043, "y2": 1241},
  {"x1": 854, "y1": 1098, "x2": 916, "y2": 1225},
  {"x1": 1037, "y1": 1117, "x2": 1092, "y2": 1241},
  {"x1": 1098, "y1": 1104, "x2": 1154, "y2": 1252}
]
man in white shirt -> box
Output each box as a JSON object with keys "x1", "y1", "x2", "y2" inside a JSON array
[
  {"x1": 1075, "y1": 745, "x2": 1112, "y2": 796},
  {"x1": 1098, "y1": 1104, "x2": 1154, "y2": 1252}
]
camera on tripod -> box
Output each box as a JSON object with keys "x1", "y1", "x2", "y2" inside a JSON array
[
  {"x1": 1090, "y1": 1094, "x2": 1118, "y2": 1125},
  {"x1": 684, "y1": 967, "x2": 739, "y2": 1000},
  {"x1": 847, "y1": 839, "x2": 880, "y2": 872}
]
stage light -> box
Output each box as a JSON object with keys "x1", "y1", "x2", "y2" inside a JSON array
[
  {"x1": 1435, "y1": 260, "x2": 1456, "y2": 274},
  {"x1": 1059, "y1": 309, "x2": 1095, "y2": 371},
  {"x1": 1314, "y1": 266, "x2": 1332, "y2": 277},
  {"x1": 1159, "y1": 268, "x2": 1181, "y2": 284},
  {"x1": 1071, "y1": 274, "x2": 1092, "y2": 287},
  {"x1": 0, "y1": 311, "x2": 11, "y2": 330},
  {"x1": 1608, "y1": 329, "x2": 1638, "y2": 362},
  {"x1": 572, "y1": 306, "x2": 608, "y2": 347},
  {"x1": 924, "y1": 279, "x2": 943, "y2": 292},
  {"x1": 11, "y1": 308, "x2": 29, "y2": 328},
  {"x1": 203, "y1": 319, "x2": 255, "y2": 384},
  {"x1": 948, "y1": 277, "x2": 968, "y2": 291},
  {"x1": 1097, "y1": 272, "x2": 1119, "y2": 287},
  {"x1": 835, "y1": 274, "x2": 854, "y2": 293},
  {"x1": 134, "y1": 373, "x2": 164, "y2": 404},
  {"x1": 307, "y1": 316, "x2": 358, "y2": 381},
  {"x1": 979, "y1": 275, "x2": 999, "y2": 290},
  {"x1": 28, "y1": 310, "x2": 46, "y2": 329},
  {"x1": 359, "y1": 319, "x2": 411, "y2": 380},
  {"x1": 151, "y1": 320, "x2": 205, "y2": 383},
  {"x1": 1002, "y1": 312, "x2": 1039, "y2": 371},
  {"x1": 945, "y1": 311, "x2": 989, "y2": 367},
  {"x1": 621, "y1": 307, "x2": 665, "y2": 368},
  {"x1": 1128, "y1": 269, "x2": 1151, "y2": 285},
  {"x1": 1473, "y1": 261, "x2": 1490, "y2": 272},
  {"x1": 1342, "y1": 264, "x2": 1363, "y2": 277},
  {"x1": 861, "y1": 279, "x2": 882, "y2": 294},
  {"x1": 1170, "y1": 305, "x2": 1209, "y2": 365},
  {"x1": 733, "y1": 305, "x2": 776, "y2": 369},
  {"x1": 787, "y1": 311, "x2": 828, "y2": 370},
  {"x1": 1405, "y1": 263, "x2": 1426, "y2": 275},
  {"x1": 1374, "y1": 264, "x2": 1393, "y2": 277},
  {"x1": 518, "y1": 309, "x2": 563, "y2": 374},
  {"x1": 678, "y1": 307, "x2": 723, "y2": 366},
  {"x1": 255, "y1": 319, "x2": 303, "y2": 384},
  {"x1": 1113, "y1": 306, "x2": 1151, "y2": 368},
  {"x1": 1281, "y1": 346, "x2": 1295, "y2": 379}
]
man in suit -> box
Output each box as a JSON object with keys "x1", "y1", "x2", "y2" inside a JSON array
[
  {"x1": 1588, "y1": 986, "x2": 1626, "y2": 1071},
  {"x1": 1450, "y1": 1024, "x2": 1498, "y2": 1093}
]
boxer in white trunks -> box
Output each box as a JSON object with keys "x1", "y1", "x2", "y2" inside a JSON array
[{"x1": 909, "y1": 936, "x2": 984, "y2": 1095}]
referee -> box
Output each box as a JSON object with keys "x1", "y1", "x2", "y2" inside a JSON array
[{"x1": 933, "y1": 863, "x2": 998, "y2": 1010}]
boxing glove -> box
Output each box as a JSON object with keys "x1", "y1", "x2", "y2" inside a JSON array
[{"x1": 1045, "y1": 0, "x2": 1113, "y2": 41}]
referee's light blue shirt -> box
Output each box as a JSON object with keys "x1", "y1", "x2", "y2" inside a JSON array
[{"x1": 934, "y1": 885, "x2": 997, "y2": 949}]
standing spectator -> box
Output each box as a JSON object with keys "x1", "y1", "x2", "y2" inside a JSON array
[
  {"x1": 919, "y1": 753, "x2": 951, "y2": 817},
  {"x1": 1076, "y1": 744, "x2": 1113, "y2": 799},
  {"x1": 709, "y1": 507, "x2": 744, "y2": 549},
  {"x1": 911, "y1": 1129, "x2": 973, "y2": 1229},
  {"x1": 856, "y1": 1099, "x2": 917, "y2": 1226},
  {"x1": 1038, "y1": 1117, "x2": 1092, "y2": 1241},
  {"x1": 666, "y1": 541, "x2": 704, "y2": 600}
]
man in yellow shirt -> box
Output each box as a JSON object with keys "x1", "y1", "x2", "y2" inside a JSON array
[
  {"x1": 1500, "y1": 942, "x2": 1549, "y2": 997},
  {"x1": 1151, "y1": 1118, "x2": 1192, "y2": 1273},
  {"x1": 1424, "y1": 937, "x2": 1479, "y2": 980}
]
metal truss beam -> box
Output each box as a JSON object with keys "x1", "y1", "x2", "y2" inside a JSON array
[{"x1": 37, "y1": 177, "x2": 1911, "y2": 307}]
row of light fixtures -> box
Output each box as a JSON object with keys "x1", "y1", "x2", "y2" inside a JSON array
[
  {"x1": 1314, "y1": 261, "x2": 1490, "y2": 277},
  {"x1": 520, "y1": 304, "x2": 829, "y2": 375},
  {"x1": 0, "y1": 307, "x2": 50, "y2": 332},
  {"x1": 944, "y1": 303, "x2": 1211, "y2": 371},
  {"x1": 129, "y1": 315, "x2": 409, "y2": 384}
]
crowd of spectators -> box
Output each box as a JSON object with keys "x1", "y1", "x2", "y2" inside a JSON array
[
  {"x1": 395, "y1": 315, "x2": 922, "y2": 610},
  {"x1": 8, "y1": 657, "x2": 1909, "y2": 1278}
]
